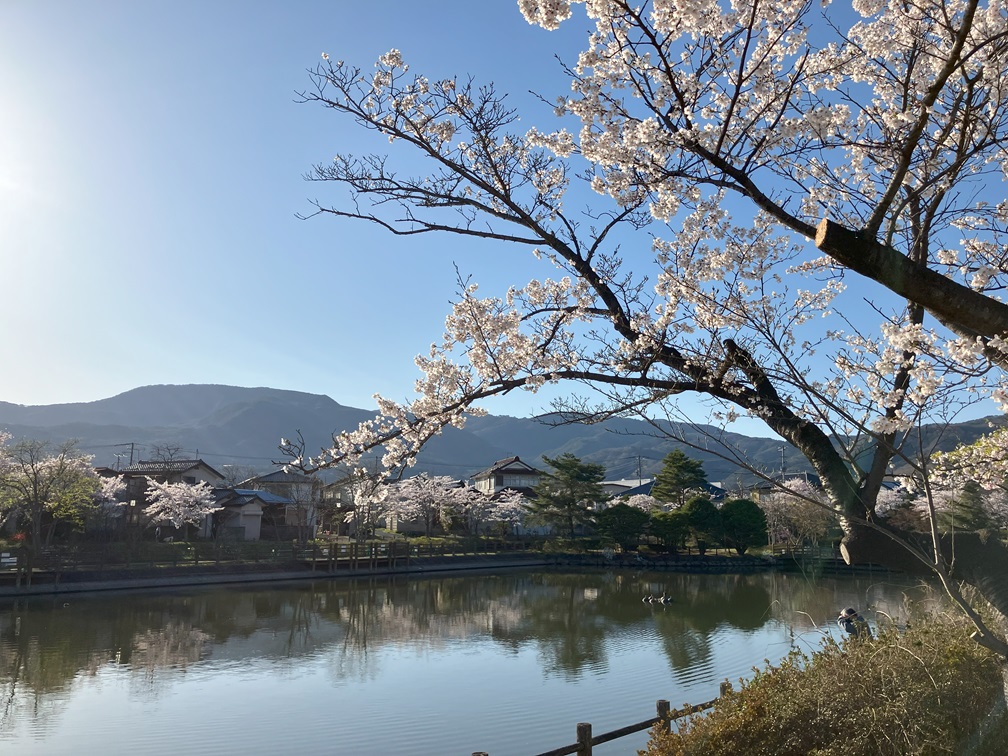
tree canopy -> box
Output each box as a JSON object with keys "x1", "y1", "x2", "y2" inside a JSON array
[
  {"x1": 682, "y1": 495, "x2": 722, "y2": 555},
  {"x1": 292, "y1": 0, "x2": 1008, "y2": 652},
  {"x1": 0, "y1": 436, "x2": 99, "y2": 550},
  {"x1": 528, "y1": 453, "x2": 606, "y2": 537},
  {"x1": 650, "y1": 450, "x2": 708, "y2": 507},
  {"x1": 595, "y1": 502, "x2": 650, "y2": 551},
  {"x1": 720, "y1": 498, "x2": 768, "y2": 555}
]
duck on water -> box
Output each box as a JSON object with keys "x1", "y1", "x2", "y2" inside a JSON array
[{"x1": 643, "y1": 593, "x2": 673, "y2": 604}]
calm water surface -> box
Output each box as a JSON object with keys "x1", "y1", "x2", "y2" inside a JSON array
[{"x1": 0, "y1": 568, "x2": 930, "y2": 755}]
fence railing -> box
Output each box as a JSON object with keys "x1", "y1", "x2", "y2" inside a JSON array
[
  {"x1": 0, "y1": 537, "x2": 543, "y2": 581},
  {"x1": 471, "y1": 683, "x2": 729, "y2": 756}
]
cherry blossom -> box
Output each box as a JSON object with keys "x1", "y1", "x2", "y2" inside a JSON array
[
  {"x1": 295, "y1": 1, "x2": 1008, "y2": 631},
  {"x1": 143, "y1": 479, "x2": 220, "y2": 530}
]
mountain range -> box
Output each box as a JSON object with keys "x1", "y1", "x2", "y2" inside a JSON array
[{"x1": 0, "y1": 384, "x2": 1000, "y2": 486}]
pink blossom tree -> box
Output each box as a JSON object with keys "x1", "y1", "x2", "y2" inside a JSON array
[
  {"x1": 338, "y1": 469, "x2": 390, "y2": 543},
  {"x1": 390, "y1": 473, "x2": 462, "y2": 537},
  {"x1": 489, "y1": 488, "x2": 529, "y2": 536},
  {"x1": 624, "y1": 494, "x2": 659, "y2": 513},
  {"x1": 290, "y1": 0, "x2": 1008, "y2": 649},
  {"x1": 0, "y1": 436, "x2": 99, "y2": 551},
  {"x1": 143, "y1": 479, "x2": 220, "y2": 538}
]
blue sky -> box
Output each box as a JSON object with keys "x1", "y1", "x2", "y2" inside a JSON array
[
  {"x1": 1, "y1": 1, "x2": 589, "y2": 415},
  {"x1": 2, "y1": 1, "x2": 998, "y2": 437}
]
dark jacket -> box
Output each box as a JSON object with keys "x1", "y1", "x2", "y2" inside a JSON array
[{"x1": 838, "y1": 613, "x2": 872, "y2": 638}]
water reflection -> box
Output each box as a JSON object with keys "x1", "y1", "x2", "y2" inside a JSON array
[{"x1": 0, "y1": 569, "x2": 931, "y2": 752}]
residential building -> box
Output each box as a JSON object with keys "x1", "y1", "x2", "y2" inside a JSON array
[
  {"x1": 238, "y1": 470, "x2": 321, "y2": 540},
  {"x1": 206, "y1": 488, "x2": 295, "y2": 541},
  {"x1": 114, "y1": 459, "x2": 227, "y2": 530},
  {"x1": 471, "y1": 456, "x2": 542, "y2": 498}
]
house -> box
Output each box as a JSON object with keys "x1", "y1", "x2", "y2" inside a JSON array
[
  {"x1": 471, "y1": 456, "x2": 542, "y2": 498},
  {"x1": 614, "y1": 478, "x2": 727, "y2": 507},
  {"x1": 205, "y1": 488, "x2": 294, "y2": 541},
  {"x1": 602, "y1": 478, "x2": 652, "y2": 497},
  {"x1": 118, "y1": 458, "x2": 227, "y2": 497},
  {"x1": 238, "y1": 470, "x2": 321, "y2": 540},
  {"x1": 115, "y1": 458, "x2": 227, "y2": 529}
]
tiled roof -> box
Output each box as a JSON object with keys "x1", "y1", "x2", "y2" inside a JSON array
[
  {"x1": 120, "y1": 459, "x2": 225, "y2": 479},
  {"x1": 230, "y1": 488, "x2": 291, "y2": 505},
  {"x1": 240, "y1": 470, "x2": 315, "y2": 486},
  {"x1": 472, "y1": 456, "x2": 540, "y2": 479},
  {"x1": 121, "y1": 459, "x2": 201, "y2": 474}
]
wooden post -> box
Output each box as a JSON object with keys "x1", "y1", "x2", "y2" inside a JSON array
[
  {"x1": 657, "y1": 700, "x2": 671, "y2": 732},
  {"x1": 577, "y1": 722, "x2": 592, "y2": 755}
]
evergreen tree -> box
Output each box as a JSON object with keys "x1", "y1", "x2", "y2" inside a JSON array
[
  {"x1": 527, "y1": 453, "x2": 606, "y2": 538},
  {"x1": 682, "y1": 495, "x2": 721, "y2": 556},
  {"x1": 939, "y1": 481, "x2": 996, "y2": 533},
  {"x1": 650, "y1": 509, "x2": 690, "y2": 554},
  {"x1": 651, "y1": 449, "x2": 708, "y2": 507},
  {"x1": 720, "y1": 498, "x2": 768, "y2": 555},
  {"x1": 595, "y1": 503, "x2": 649, "y2": 552}
]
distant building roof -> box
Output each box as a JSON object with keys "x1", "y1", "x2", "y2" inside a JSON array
[
  {"x1": 603, "y1": 478, "x2": 651, "y2": 495},
  {"x1": 240, "y1": 470, "x2": 315, "y2": 486},
  {"x1": 214, "y1": 488, "x2": 292, "y2": 511},
  {"x1": 617, "y1": 480, "x2": 655, "y2": 497},
  {"x1": 228, "y1": 488, "x2": 292, "y2": 505},
  {"x1": 119, "y1": 459, "x2": 225, "y2": 479},
  {"x1": 617, "y1": 479, "x2": 727, "y2": 501},
  {"x1": 472, "y1": 456, "x2": 542, "y2": 480}
]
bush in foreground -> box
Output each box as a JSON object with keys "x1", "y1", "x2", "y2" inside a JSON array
[{"x1": 643, "y1": 608, "x2": 1005, "y2": 756}]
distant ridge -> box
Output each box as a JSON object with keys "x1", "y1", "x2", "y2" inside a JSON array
[{"x1": 0, "y1": 384, "x2": 1000, "y2": 485}]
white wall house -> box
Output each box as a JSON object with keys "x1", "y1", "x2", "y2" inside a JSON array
[{"x1": 471, "y1": 456, "x2": 542, "y2": 497}]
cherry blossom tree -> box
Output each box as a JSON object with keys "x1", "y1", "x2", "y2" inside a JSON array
[
  {"x1": 92, "y1": 474, "x2": 127, "y2": 533},
  {"x1": 96, "y1": 475, "x2": 127, "y2": 507},
  {"x1": 624, "y1": 493, "x2": 659, "y2": 512},
  {"x1": 338, "y1": 469, "x2": 391, "y2": 542},
  {"x1": 442, "y1": 485, "x2": 494, "y2": 536},
  {"x1": 0, "y1": 436, "x2": 99, "y2": 551},
  {"x1": 490, "y1": 488, "x2": 529, "y2": 535},
  {"x1": 292, "y1": 0, "x2": 1008, "y2": 649},
  {"x1": 390, "y1": 473, "x2": 462, "y2": 536},
  {"x1": 757, "y1": 479, "x2": 837, "y2": 551},
  {"x1": 143, "y1": 479, "x2": 220, "y2": 537}
]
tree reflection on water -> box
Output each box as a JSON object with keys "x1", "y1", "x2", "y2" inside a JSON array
[{"x1": 0, "y1": 569, "x2": 930, "y2": 735}]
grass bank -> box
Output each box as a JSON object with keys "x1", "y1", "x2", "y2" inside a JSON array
[{"x1": 643, "y1": 606, "x2": 1006, "y2": 755}]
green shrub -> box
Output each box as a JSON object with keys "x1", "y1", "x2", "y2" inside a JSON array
[{"x1": 643, "y1": 610, "x2": 1004, "y2": 756}]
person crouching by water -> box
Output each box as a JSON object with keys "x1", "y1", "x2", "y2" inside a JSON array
[{"x1": 837, "y1": 607, "x2": 872, "y2": 639}]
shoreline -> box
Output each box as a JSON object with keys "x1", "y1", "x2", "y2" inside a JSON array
[{"x1": 0, "y1": 551, "x2": 888, "y2": 599}]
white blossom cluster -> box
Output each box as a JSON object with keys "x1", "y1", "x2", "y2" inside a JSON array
[
  {"x1": 296, "y1": 0, "x2": 1008, "y2": 502},
  {"x1": 142, "y1": 479, "x2": 220, "y2": 530}
]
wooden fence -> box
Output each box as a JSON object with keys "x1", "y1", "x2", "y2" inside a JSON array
[
  {"x1": 0, "y1": 538, "x2": 544, "y2": 588},
  {"x1": 472, "y1": 682, "x2": 730, "y2": 756}
]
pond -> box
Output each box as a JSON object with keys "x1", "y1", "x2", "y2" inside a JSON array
[{"x1": 0, "y1": 568, "x2": 930, "y2": 755}]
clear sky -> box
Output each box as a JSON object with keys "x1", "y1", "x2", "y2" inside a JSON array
[
  {"x1": 1, "y1": 0, "x2": 589, "y2": 417},
  {"x1": 2, "y1": 1, "x2": 998, "y2": 437}
]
